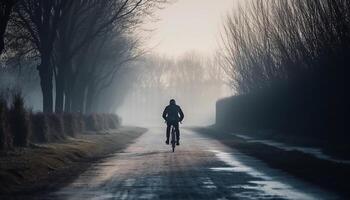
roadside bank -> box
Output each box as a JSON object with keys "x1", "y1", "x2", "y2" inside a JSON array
[{"x1": 0, "y1": 126, "x2": 146, "y2": 196}]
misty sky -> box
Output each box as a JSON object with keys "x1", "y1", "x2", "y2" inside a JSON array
[{"x1": 144, "y1": 0, "x2": 236, "y2": 57}]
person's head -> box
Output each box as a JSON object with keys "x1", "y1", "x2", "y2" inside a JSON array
[{"x1": 169, "y1": 99, "x2": 176, "y2": 105}]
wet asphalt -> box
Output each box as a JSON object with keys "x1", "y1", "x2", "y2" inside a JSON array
[{"x1": 41, "y1": 128, "x2": 339, "y2": 200}]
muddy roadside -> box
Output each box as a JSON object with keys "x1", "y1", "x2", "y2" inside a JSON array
[
  {"x1": 192, "y1": 127, "x2": 350, "y2": 198},
  {"x1": 0, "y1": 126, "x2": 146, "y2": 196}
]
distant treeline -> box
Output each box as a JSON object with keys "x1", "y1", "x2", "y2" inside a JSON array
[
  {"x1": 218, "y1": 1, "x2": 346, "y2": 142},
  {"x1": 121, "y1": 53, "x2": 225, "y2": 125},
  {"x1": 0, "y1": 94, "x2": 121, "y2": 150}
]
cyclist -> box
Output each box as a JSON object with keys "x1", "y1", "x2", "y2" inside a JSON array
[{"x1": 162, "y1": 99, "x2": 184, "y2": 145}]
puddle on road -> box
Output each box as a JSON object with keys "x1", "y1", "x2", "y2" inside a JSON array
[
  {"x1": 234, "y1": 134, "x2": 350, "y2": 164},
  {"x1": 208, "y1": 150, "x2": 325, "y2": 200},
  {"x1": 210, "y1": 150, "x2": 265, "y2": 178},
  {"x1": 199, "y1": 177, "x2": 217, "y2": 189},
  {"x1": 210, "y1": 167, "x2": 236, "y2": 172}
]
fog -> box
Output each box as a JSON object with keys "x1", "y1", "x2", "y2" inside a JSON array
[
  {"x1": 143, "y1": 0, "x2": 235, "y2": 57},
  {"x1": 115, "y1": 0, "x2": 237, "y2": 126},
  {"x1": 116, "y1": 53, "x2": 231, "y2": 127},
  {"x1": 0, "y1": 64, "x2": 42, "y2": 110},
  {"x1": 0, "y1": 0, "x2": 235, "y2": 125}
]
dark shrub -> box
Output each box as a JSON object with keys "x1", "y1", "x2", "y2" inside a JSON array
[
  {"x1": 84, "y1": 114, "x2": 100, "y2": 131},
  {"x1": 46, "y1": 114, "x2": 65, "y2": 141},
  {"x1": 216, "y1": 81, "x2": 334, "y2": 140},
  {"x1": 9, "y1": 93, "x2": 30, "y2": 147},
  {"x1": 107, "y1": 114, "x2": 121, "y2": 129},
  {"x1": 100, "y1": 114, "x2": 108, "y2": 130},
  {"x1": 83, "y1": 114, "x2": 120, "y2": 131},
  {"x1": 75, "y1": 113, "x2": 85, "y2": 133},
  {"x1": 0, "y1": 98, "x2": 12, "y2": 149},
  {"x1": 62, "y1": 113, "x2": 81, "y2": 137},
  {"x1": 30, "y1": 112, "x2": 50, "y2": 143}
]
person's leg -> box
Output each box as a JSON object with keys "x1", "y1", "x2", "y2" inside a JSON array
[
  {"x1": 174, "y1": 122, "x2": 180, "y2": 145},
  {"x1": 166, "y1": 122, "x2": 171, "y2": 144}
]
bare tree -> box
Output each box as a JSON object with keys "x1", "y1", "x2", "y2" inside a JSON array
[
  {"x1": 220, "y1": 0, "x2": 348, "y2": 94},
  {"x1": 0, "y1": 0, "x2": 17, "y2": 54},
  {"x1": 4, "y1": 0, "x2": 169, "y2": 113},
  {"x1": 9, "y1": 0, "x2": 71, "y2": 112},
  {"x1": 218, "y1": 0, "x2": 347, "y2": 138},
  {"x1": 53, "y1": 0, "x2": 168, "y2": 113}
]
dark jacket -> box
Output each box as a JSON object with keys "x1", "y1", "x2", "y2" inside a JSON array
[{"x1": 162, "y1": 104, "x2": 184, "y2": 122}]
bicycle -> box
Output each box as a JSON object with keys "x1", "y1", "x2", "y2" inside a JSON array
[{"x1": 170, "y1": 124, "x2": 176, "y2": 152}]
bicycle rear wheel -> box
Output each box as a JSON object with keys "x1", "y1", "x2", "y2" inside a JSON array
[{"x1": 171, "y1": 126, "x2": 176, "y2": 152}]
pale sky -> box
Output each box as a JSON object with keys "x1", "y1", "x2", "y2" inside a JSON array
[{"x1": 144, "y1": 0, "x2": 236, "y2": 57}]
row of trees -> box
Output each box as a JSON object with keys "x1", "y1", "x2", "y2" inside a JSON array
[
  {"x1": 221, "y1": 0, "x2": 347, "y2": 94},
  {"x1": 0, "y1": 0, "x2": 168, "y2": 113},
  {"x1": 219, "y1": 0, "x2": 346, "y2": 138}
]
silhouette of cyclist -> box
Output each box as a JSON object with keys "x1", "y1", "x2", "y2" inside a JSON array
[{"x1": 162, "y1": 99, "x2": 184, "y2": 145}]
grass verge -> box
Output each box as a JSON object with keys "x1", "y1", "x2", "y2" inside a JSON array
[{"x1": 0, "y1": 126, "x2": 146, "y2": 196}]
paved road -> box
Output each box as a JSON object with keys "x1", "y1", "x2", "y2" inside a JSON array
[{"x1": 43, "y1": 128, "x2": 338, "y2": 200}]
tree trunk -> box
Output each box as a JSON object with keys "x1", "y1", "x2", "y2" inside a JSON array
[
  {"x1": 63, "y1": 66, "x2": 73, "y2": 112},
  {"x1": 55, "y1": 75, "x2": 64, "y2": 112},
  {"x1": 64, "y1": 92, "x2": 72, "y2": 112},
  {"x1": 55, "y1": 61, "x2": 70, "y2": 112},
  {"x1": 37, "y1": 58, "x2": 53, "y2": 113},
  {"x1": 85, "y1": 84, "x2": 97, "y2": 114}
]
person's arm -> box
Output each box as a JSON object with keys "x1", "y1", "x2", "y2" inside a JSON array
[
  {"x1": 178, "y1": 106, "x2": 184, "y2": 122},
  {"x1": 162, "y1": 107, "x2": 168, "y2": 121}
]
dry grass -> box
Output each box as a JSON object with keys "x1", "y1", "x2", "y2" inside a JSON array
[
  {"x1": 0, "y1": 127, "x2": 146, "y2": 194},
  {"x1": 0, "y1": 94, "x2": 122, "y2": 149}
]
